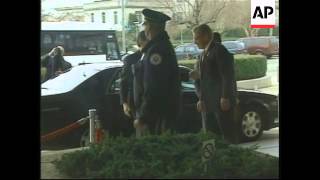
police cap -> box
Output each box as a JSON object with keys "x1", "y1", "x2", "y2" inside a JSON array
[{"x1": 142, "y1": 8, "x2": 171, "y2": 24}]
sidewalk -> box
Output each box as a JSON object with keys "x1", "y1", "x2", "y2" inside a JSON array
[
  {"x1": 258, "y1": 83, "x2": 279, "y2": 95},
  {"x1": 41, "y1": 147, "x2": 88, "y2": 179}
]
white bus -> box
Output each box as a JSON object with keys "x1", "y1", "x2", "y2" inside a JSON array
[{"x1": 41, "y1": 22, "x2": 121, "y2": 66}]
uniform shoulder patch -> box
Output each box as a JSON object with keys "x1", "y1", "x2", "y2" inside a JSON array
[{"x1": 150, "y1": 53, "x2": 162, "y2": 65}]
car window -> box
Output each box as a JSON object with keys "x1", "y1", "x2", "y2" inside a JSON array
[
  {"x1": 223, "y1": 42, "x2": 237, "y2": 49},
  {"x1": 179, "y1": 67, "x2": 195, "y2": 91},
  {"x1": 185, "y1": 46, "x2": 196, "y2": 52},
  {"x1": 181, "y1": 79, "x2": 195, "y2": 91},
  {"x1": 107, "y1": 68, "x2": 122, "y2": 94},
  {"x1": 175, "y1": 46, "x2": 185, "y2": 53}
]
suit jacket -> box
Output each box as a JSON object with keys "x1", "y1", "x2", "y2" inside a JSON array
[
  {"x1": 119, "y1": 51, "x2": 142, "y2": 109},
  {"x1": 195, "y1": 41, "x2": 237, "y2": 112}
]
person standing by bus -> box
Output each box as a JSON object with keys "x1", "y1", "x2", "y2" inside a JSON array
[{"x1": 41, "y1": 46, "x2": 72, "y2": 82}]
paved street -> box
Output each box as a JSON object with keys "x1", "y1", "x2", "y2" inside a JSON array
[
  {"x1": 243, "y1": 57, "x2": 279, "y2": 157},
  {"x1": 238, "y1": 127, "x2": 279, "y2": 157},
  {"x1": 257, "y1": 56, "x2": 279, "y2": 95},
  {"x1": 267, "y1": 56, "x2": 279, "y2": 86}
]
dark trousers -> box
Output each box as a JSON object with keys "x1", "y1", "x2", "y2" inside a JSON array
[
  {"x1": 206, "y1": 105, "x2": 240, "y2": 144},
  {"x1": 206, "y1": 111, "x2": 224, "y2": 136}
]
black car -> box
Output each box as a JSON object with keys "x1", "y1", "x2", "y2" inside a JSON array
[
  {"x1": 222, "y1": 41, "x2": 247, "y2": 54},
  {"x1": 41, "y1": 62, "x2": 278, "y2": 148},
  {"x1": 175, "y1": 43, "x2": 203, "y2": 60}
]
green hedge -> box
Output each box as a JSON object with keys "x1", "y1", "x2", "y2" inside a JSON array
[
  {"x1": 55, "y1": 132, "x2": 278, "y2": 179},
  {"x1": 178, "y1": 55, "x2": 267, "y2": 81}
]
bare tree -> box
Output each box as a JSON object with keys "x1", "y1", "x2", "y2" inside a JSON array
[
  {"x1": 155, "y1": 0, "x2": 227, "y2": 29},
  {"x1": 220, "y1": 0, "x2": 259, "y2": 37}
]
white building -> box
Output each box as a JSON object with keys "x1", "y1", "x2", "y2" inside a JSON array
[{"x1": 54, "y1": 0, "x2": 174, "y2": 31}]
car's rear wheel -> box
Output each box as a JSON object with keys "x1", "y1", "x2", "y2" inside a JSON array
[
  {"x1": 255, "y1": 51, "x2": 265, "y2": 56},
  {"x1": 266, "y1": 55, "x2": 273, "y2": 59},
  {"x1": 239, "y1": 105, "x2": 265, "y2": 142}
]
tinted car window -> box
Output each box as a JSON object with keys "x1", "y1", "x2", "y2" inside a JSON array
[
  {"x1": 107, "y1": 68, "x2": 122, "y2": 94},
  {"x1": 175, "y1": 46, "x2": 185, "y2": 52},
  {"x1": 185, "y1": 46, "x2": 196, "y2": 52},
  {"x1": 223, "y1": 42, "x2": 238, "y2": 49}
]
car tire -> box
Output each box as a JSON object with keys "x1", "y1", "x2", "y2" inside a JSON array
[
  {"x1": 239, "y1": 105, "x2": 265, "y2": 142},
  {"x1": 255, "y1": 51, "x2": 264, "y2": 56}
]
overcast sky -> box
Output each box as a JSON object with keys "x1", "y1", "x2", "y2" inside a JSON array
[{"x1": 42, "y1": 0, "x2": 93, "y2": 13}]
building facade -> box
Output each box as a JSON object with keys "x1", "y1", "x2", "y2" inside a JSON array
[{"x1": 54, "y1": 0, "x2": 174, "y2": 31}]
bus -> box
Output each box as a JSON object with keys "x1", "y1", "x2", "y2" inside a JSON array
[{"x1": 41, "y1": 21, "x2": 121, "y2": 66}]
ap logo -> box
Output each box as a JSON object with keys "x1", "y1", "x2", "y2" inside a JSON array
[{"x1": 251, "y1": 0, "x2": 276, "y2": 28}]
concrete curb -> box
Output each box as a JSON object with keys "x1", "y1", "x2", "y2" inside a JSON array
[{"x1": 237, "y1": 75, "x2": 272, "y2": 90}]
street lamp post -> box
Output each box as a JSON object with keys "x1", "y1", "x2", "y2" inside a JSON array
[
  {"x1": 180, "y1": 29, "x2": 183, "y2": 44},
  {"x1": 121, "y1": 0, "x2": 126, "y2": 52}
]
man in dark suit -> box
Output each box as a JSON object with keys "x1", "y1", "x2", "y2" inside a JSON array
[
  {"x1": 120, "y1": 31, "x2": 148, "y2": 119},
  {"x1": 190, "y1": 24, "x2": 238, "y2": 143}
]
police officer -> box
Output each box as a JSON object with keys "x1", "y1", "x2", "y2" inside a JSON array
[
  {"x1": 120, "y1": 31, "x2": 148, "y2": 119},
  {"x1": 133, "y1": 9, "x2": 181, "y2": 135}
]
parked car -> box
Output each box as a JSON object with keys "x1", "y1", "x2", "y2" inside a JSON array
[
  {"x1": 237, "y1": 36, "x2": 279, "y2": 59},
  {"x1": 41, "y1": 62, "x2": 278, "y2": 149},
  {"x1": 222, "y1": 41, "x2": 247, "y2": 54},
  {"x1": 175, "y1": 43, "x2": 203, "y2": 60}
]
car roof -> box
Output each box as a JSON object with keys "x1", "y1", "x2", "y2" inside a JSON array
[
  {"x1": 222, "y1": 41, "x2": 243, "y2": 44},
  {"x1": 238, "y1": 36, "x2": 277, "y2": 40},
  {"x1": 176, "y1": 43, "x2": 197, "y2": 48},
  {"x1": 41, "y1": 61, "x2": 123, "y2": 96}
]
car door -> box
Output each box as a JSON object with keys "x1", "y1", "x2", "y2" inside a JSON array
[
  {"x1": 102, "y1": 67, "x2": 135, "y2": 137},
  {"x1": 178, "y1": 67, "x2": 202, "y2": 133}
]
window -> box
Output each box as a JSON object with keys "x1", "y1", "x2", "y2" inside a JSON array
[
  {"x1": 185, "y1": 46, "x2": 196, "y2": 52},
  {"x1": 114, "y1": 11, "x2": 118, "y2": 24},
  {"x1": 176, "y1": 12, "x2": 183, "y2": 22},
  {"x1": 107, "y1": 68, "x2": 122, "y2": 94},
  {"x1": 223, "y1": 42, "x2": 237, "y2": 49},
  {"x1": 175, "y1": 46, "x2": 185, "y2": 53},
  {"x1": 43, "y1": 34, "x2": 52, "y2": 44},
  {"x1": 181, "y1": 80, "x2": 195, "y2": 91},
  {"x1": 135, "y1": 11, "x2": 142, "y2": 23},
  {"x1": 91, "y1": 13, "x2": 94, "y2": 22},
  {"x1": 102, "y1": 12, "x2": 106, "y2": 23},
  {"x1": 106, "y1": 42, "x2": 120, "y2": 60},
  {"x1": 54, "y1": 34, "x2": 65, "y2": 45}
]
